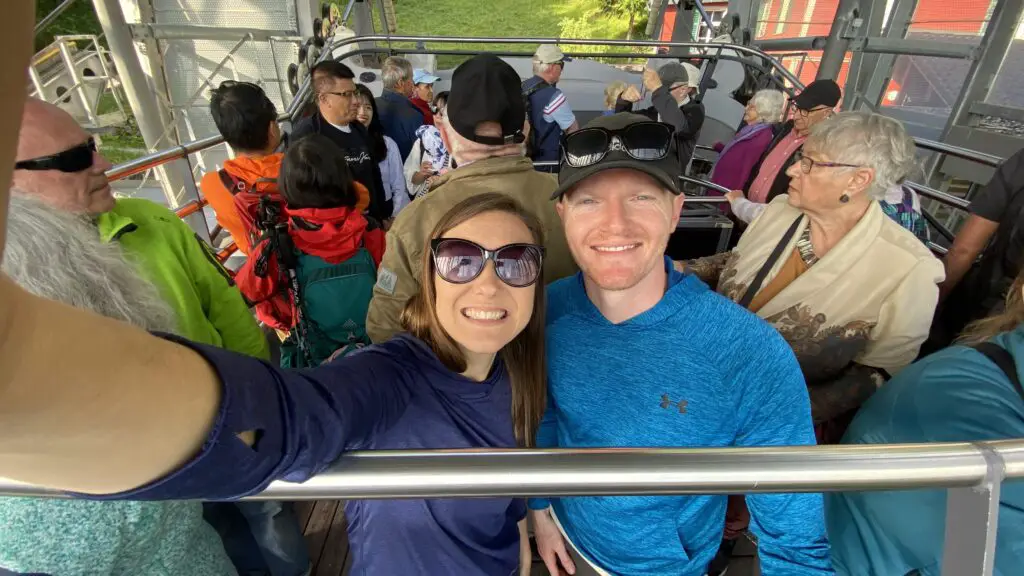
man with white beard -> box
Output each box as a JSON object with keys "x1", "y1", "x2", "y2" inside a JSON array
[{"x1": 0, "y1": 195, "x2": 238, "y2": 576}]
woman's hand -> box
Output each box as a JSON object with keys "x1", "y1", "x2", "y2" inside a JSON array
[{"x1": 725, "y1": 189, "x2": 744, "y2": 202}]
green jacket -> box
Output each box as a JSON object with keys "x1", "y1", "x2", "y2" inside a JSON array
[{"x1": 96, "y1": 198, "x2": 269, "y2": 360}]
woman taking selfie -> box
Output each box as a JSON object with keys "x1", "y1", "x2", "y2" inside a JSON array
[{"x1": 0, "y1": 192, "x2": 546, "y2": 576}]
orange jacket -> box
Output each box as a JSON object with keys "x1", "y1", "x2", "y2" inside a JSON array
[{"x1": 200, "y1": 154, "x2": 370, "y2": 255}]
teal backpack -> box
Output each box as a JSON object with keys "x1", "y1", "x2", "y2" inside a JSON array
[{"x1": 280, "y1": 247, "x2": 377, "y2": 368}]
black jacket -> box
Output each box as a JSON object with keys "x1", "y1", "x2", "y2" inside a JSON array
[
  {"x1": 290, "y1": 111, "x2": 392, "y2": 222},
  {"x1": 616, "y1": 86, "x2": 705, "y2": 175},
  {"x1": 743, "y1": 120, "x2": 800, "y2": 201}
]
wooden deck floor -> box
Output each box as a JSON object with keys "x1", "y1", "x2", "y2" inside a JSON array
[
  {"x1": 293, "y1": 501, "x2": 759, "y2": 576},
  {"x1": 294, "y1": 500, "x2": 352, "y2": 576}
]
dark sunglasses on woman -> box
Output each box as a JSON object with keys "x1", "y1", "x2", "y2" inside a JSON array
[
  {"x1": 15, "y1": 137, "x2": 97, "y2": 173},
  {"x1": 561, "y1": 121, "x2": 674, "y2": 168},
  {"x1": 431, "y1": 238, "x2": 545, "y2": 288}
]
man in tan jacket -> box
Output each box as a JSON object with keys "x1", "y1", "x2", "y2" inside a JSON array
[{"x1": 367, "y1": 54, "x2": 578, "y2": 343}]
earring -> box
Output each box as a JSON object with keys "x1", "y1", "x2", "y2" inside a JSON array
[{"x1": 839, "y1": 194, "x2": 850, "y2": 203}]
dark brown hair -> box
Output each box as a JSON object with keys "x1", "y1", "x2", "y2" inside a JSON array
[{"x1": 400, "y1": 193, "x2": 547, "y2": 446}]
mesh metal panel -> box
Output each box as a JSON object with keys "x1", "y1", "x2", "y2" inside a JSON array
[
  {"x1": 161, "y1": 37, "x2": 299, "y2": 171},
  {"x1": 151, "y1": 0, "x2": 297, "y2": 30}
]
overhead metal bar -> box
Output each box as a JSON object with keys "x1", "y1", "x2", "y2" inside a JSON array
[
  {"x1": 752, "y1": 36, "x2": 827, "y2": 52},
  {"x1": 850, "y1": 37, "x2": 979, "y2": 59},
  {"x1": 128, "y1": 24, "x2": 299, "y2": 42}
]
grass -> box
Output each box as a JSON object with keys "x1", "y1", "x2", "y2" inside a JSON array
[{"x1": 363, "y1": 0, "x2": 650, "y2": 69}]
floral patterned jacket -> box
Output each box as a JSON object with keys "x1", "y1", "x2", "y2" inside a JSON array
[{"x1": 688, "y1": 196, "x2": 945, "y2": 440}]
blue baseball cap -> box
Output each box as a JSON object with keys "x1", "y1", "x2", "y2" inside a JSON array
[{"x1": 413, "y1": 69, "x2": 441, "y2": 85}]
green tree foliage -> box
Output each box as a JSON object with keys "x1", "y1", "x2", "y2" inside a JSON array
[{"x1": 35, "y1": 0, "x2": 103, "y2": 52}]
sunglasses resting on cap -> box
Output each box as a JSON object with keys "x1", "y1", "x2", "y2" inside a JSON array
[{"x1": 15, "y1": 137, "x2": 97, "y2": 173}]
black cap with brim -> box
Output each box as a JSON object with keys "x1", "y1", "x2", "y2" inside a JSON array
[
  {"x1": 792, "y1": 79, "x2": 842, "y2": 110},
  {"x1": 551, "y1": 113, "x2": 681, "y2": 200},
  {"x1": 447, "y1": 54, "x2": 527, "y2": 146}
]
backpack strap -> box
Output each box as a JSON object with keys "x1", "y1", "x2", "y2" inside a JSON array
[
  {"x1": 218, "y1": 169, "x2": 247, "y2": 196},
  {"x1": 971, "y1": 341, "x2": 1024, "y2": 402}
]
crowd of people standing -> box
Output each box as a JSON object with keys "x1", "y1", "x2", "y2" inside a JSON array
[{"x1": 0, "y1": 21, "x2": 1023, "y2": 576}]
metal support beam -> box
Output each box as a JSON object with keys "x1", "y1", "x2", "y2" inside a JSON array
[
  {"x1": 669, "y1": 0, "x2": 697, "y2": 58},
  {"x1": 941, "y1": 445, "x2": 1004, "y2": 576},
  {"x1": 752, "y1": 36, "x2": 828, "y2": 52},
  {"x1": 91, "y1": 0, "x2": 192, "y2": 207},
  {"x1": 128, "y1": 24, "x2": 297, "y2": 42},
  {"x1": 930, "y1": 0, "x2": 1024, "y2": 186},
  {"x1": 851, "y1": 37, "x2": 978, "y2": 59},
  {"x1": 858, "y1": 0, "x2": 918, "y2": 109},
  {"x1": 817, "y1": 0, "x2": 862, "y2": 80},
  {"x1": 843, "y1": 0, "x2": 905, "y2": 110},
  {"x1": 35, "y1": 0, "x2": 78, "y2": 36}
]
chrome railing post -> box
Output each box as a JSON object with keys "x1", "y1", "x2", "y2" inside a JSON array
[{"x1": 941, "y1": 445, "x2": 1004, "y2": 576}]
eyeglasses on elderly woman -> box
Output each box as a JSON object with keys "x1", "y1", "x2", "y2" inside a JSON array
[{"x1": 792, "y1": 150, "x2": 863, "y2": 174}]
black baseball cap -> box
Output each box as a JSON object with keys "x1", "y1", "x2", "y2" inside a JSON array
[
  {"x1": 446, "y1": 55, "x2": 526, "y2": 146},
  {"x1": 551, "y1": 113, "x2": 680, "y2": 200},
  {"x1": 792, "y1": 79, "x2": 842, "y2": 110}
]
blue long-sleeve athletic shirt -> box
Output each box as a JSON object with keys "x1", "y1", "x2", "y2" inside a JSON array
[{"x1": 530, "y1": 258, "x2": 834, "y2": 575}]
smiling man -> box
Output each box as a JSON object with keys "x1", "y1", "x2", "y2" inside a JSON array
[{"x1": 530, "y1": 113, "x2": 834, "y2": 576}]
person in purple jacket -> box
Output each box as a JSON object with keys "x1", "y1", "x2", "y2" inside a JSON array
[
  {"x1": 0, "y1": 192, "x2": 546, "y2": 576},
  {"x1": 710, "y1": 89, "x2": 786, "y2": 213}
]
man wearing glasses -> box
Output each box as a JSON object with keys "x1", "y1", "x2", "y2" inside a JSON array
[
  {"x1": 741, "y1": 79, "x2": 841, "y2": 207},
  {"x1": 290, "y1": 60, "x2": 391, "y2": 224},
  {"x1": 529, "y1": 114, "x2": 833, "y2": 576}
]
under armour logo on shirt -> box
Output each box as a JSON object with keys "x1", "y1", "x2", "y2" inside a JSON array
[{"x1": 660, "y1": 394, "x2": 688, "y2": 414}]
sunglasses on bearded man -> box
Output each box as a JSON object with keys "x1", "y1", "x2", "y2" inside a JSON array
[{"x1": 15, "y1": 138, "x2": 97, "y2": 173}]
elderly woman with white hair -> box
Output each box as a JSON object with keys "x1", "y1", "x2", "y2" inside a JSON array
[
  {"x1": 710, "y1": 89, "x2": 786, "y2": 195},
  {"x1": 691, "y1": 110, "x2": 945, "y2": 573},
  {"x1": 689, "y1": 111, "x2": 944, "y2": 438}
]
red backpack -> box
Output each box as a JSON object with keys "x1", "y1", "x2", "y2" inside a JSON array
[{"x1": 219, "y1": 169, "x2": 285, "y2": 251}]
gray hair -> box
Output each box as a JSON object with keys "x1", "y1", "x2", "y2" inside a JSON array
[
  {"x1": 806, "y1": 111, "x2": 918, "y2": 200},
  {"x1": 749, "y1": 89, "x2": 785, "y2": 123},
  {"x1": 381, "y1": 56, "x2": 413, "y2": 90},
  {"x1": 1, "y1": 193, "x2": 178, "y2": 333},
  {"x1": 532, "y1": 60, "x2": 555, "y2": 76}
]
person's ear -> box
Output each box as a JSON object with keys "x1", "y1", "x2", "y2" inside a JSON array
[
  {"x1": 555, "y1": 197, "x2": 567, "y2": 221},
  {"x1": 846, "y1": 167, "x2": 875, "y2": 198},
  {"x1": 670, "y1": 192, "x2": 685, "y2": 228}
]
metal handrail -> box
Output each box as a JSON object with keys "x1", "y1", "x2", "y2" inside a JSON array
[
  {"x1": 913, "y1": 138, "x2": 1003, "y2": 168},
  {"x1": 1, "y1": 440, "x2": 1022, "y2": 500}
]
